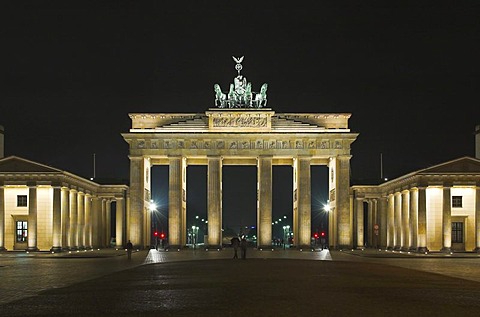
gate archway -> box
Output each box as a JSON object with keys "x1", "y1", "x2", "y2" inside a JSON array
[
  {"x1": 123, "y1": 109, "x2": 357, "y2": 250},
  {"x1": 122, "y1": 58, "x2": 358, "y2": 250}
]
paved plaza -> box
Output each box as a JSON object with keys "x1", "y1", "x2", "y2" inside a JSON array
[{"x1": 1, "y1": 248, "x2": 480, "y2": 316}]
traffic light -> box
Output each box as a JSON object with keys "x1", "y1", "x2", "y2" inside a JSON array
[
  {"x1": 159, "y1": 233, "x2": 165, "y2": 239},
  {"x1": 313, "y1": 233, "x2": 319, "y2": 239},
  {"x1": 154, "y1": 231, "x2": 158, "y2": 237},
  {"x1": 320, "y1": 231, "x2": 326, "y2": 237}
]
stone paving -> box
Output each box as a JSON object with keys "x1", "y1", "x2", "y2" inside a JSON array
[{"x1": 1, "y1": 247, "x2": 480, "y2": 316}]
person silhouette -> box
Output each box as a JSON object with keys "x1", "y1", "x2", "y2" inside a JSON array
[
  {"x1": 231, "y1": 236, "x2": 240, "y2": 259},
  {"x1": 240, "y1": 236, "x2": 247, "y2": 260},
  {"x1": 126, "y1": 240, "x2": 133, "y2": 260}
]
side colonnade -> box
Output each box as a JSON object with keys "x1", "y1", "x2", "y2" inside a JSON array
[
  {"x1": 0, "y1": 179, "x2": 128, "y2": 252},
  {"x1": 352, "y1": 172, "x2": 480, "y2": 252}
]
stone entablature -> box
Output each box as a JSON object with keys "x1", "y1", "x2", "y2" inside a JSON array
[
  {"x1": 123, "y1": 133, "x2": 355, "y2": 157},
  {"x1": 128, "y1": 111, "x2": 352, "y2": 132}
]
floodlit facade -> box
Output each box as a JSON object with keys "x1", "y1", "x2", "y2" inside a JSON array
[
  {"x1": 0, "y1": 156, "x2": 128, "y2": 251},
  {"x1": 122, "y1": 57, "x2": 360, "y2": 250},
  {"x1": 351, "y1": 157, "x2": 480, "y2": 252}
]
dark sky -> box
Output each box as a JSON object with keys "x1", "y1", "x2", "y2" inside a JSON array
[{"x1": 2, "y1": 1, "x2": 480, "y2": 234}]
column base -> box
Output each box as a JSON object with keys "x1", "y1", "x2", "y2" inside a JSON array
[
  {"x1": 50, "y1": 246, "x2": 63, "y2": 252},
  {"x1": 204, "y1": 245, "x2": 222, "y2": 251},
  {"x1": 166, "y1": 245, "x2": 184, "y2": 251},
  {"x1": 474, "y1": 247, "x2": 480, "y2": 253},
  {"x1": 297, "y1": 244, "x2": 315, "y2": 251},
  {"x1": 0, "y1": 247, "x2": 7, "y2": 252},
  {"x1": 417, "y1": 247, "x2": 429, "y2": 253},
  {"x1": 26, "y1": 247, "x2": 39, "y2": 252},
  {"x1": 335, "y1": 245, "x2": 354, "y2": 251},
  {"x1": 257, "y1": 245, "x2": 275, "y2": 250},
  {"x1": 393, "y1": 245, "x2": 402, "y2": 251},
  {"x1": 441, "y1": 247, "x2": 452, "y2": 253}
]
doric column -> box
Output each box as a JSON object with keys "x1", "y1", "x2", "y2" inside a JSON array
[
  {"x1": 69, "y1": 189, "x2": 78, "y2": 250},
  {"x1": 409, "y1": 188, "x2": 419, "y2": 251},
  {"x1": 77, "y1": 192, "x2": 85, "y2": 249},
  {"x1": 401, "y1": 190, "x2": 410, "y2": 251},
  {"x1": 91, "y1": 196, "x2": 100, "y2": 248},
  {"x1": 207, "y1": 156, "x2": 222, "y2": 248},
  {"x1": 475, "y1": 184, "x2": 480, "y2": 252},
  {"x1": 168, "y1": 156, "x2": 184, "y2": 248},
  {"x1": 85, "y1": 194, "x2": 92, "y2": 248},
  {"x1": 51, "y1": 186, "x2": 62, "y2": 252},
  {"x1": 61, "y1": 187, "x2": 69, "y2": 250},
  {"x1": 257, "y1": 156, "x2": 272, "y2": 249},
  {"x1": 378, "y1": 196, "x2": 388, "y2": 249},
  {"x1": 128, "y1": 156, "x2": 147, "y2": 248},
  {"x1": 387, "y1": 194, "x2": 394, "y2": 250},
  {"x1": 115, "y1": 197, "x2": 125, "y2": 248},
  {"x1": 0, "y1": 186, "x2": 6, "y2": 251},
  {"x1": 367, "y1": 200, "x2": 374, "y2": 247},
  {"x1": 442, "y1": 185, "x2": 452, "y2": 252},
  {"x1": 101, "y1": 199, "x2": 107, "y2": 247},
  {"x1": 335, "y1": 155, "x2": 352, "y2": 249},
  {"x1": 417, "y1": 187, "x2": 428, "y2": 253},
  {"x1": 295, "y1": 157, "x2": 311, "y2": 248},
  {"x1": 27, "y1": 185, "x2": 39, "y2": 251},
  {"x1": 355, "y1": 197, "x2": 364, "y2": 249},
  {"x1": 393, "y1": 192, "x2": 402, "y2": 250},
  {"x1": 105, "y1": 200, "x2": 111, "y2": 247}
]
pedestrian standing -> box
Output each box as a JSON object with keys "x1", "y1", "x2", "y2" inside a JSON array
[
  {"x1": 240, "y1": 236, "x2": 247, "y2": 260},
  {"x1": 126, "y1": 240, "x2": 133, "y2": 260},
  {"x1": 231, "y1": 236, "x2": 240, "y2": 259}
]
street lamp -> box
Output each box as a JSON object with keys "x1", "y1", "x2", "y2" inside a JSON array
[
  {"x1": 149, "y1": 200, "x2": 158, "y2": 249},
  {"x1": 323, "y1": 200, "x2": 330, "y2": 213},
  {"x1": 191, "y1": 225, "x2": 199, "y2": 249},
  {"x1": 282, "y1": 225, "x2": 290, "y2": 249}
]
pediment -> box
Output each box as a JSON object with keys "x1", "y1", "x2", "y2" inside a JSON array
[
  {"x1": 0, "y1": 156, "x2": 63, "y2": 173},
  {"x1": 419, "y1": 157, "x2": 480, "y2": 174}
]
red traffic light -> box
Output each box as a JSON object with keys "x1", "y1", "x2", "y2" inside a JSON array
[
  {"x1": 313, "y1": 233, "x2": 319, "y2": 239},
  {"x1": 320, "y1": 231, "x2": 326, "y2": 237},
  {"x1": 159, "y1": 233, "x2": 165, "y2": 239},
  {"x1": 154, "y1": 231, "x2": 158, "y2": 236}
]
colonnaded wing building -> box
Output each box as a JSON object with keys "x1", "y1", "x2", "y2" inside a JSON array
[{"x1": 1, "y1": 59, "x2": 480, "y2": 253}]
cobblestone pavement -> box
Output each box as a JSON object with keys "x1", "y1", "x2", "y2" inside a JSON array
[{"x1": 1, "y1": 247, "x2": 480, "y2": 316}]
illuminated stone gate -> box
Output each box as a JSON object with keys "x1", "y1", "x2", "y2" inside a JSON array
[{"x1": 122, "y1": 57, "x2": 358, "y2": 249}]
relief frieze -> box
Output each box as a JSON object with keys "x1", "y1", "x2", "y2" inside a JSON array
[
  {"x1": 212, "y1": 116, "x2": 267, "y2": 128},
  {"x1": 216, "y1": 140, "x2": 225, "y2": 149},
  {"x1": 135, "y1": 137, "x2": 341, "y2": 152}
]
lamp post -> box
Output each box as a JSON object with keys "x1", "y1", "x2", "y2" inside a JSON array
[
  {"x1": 322, "y1": 200, "x2": 330, "y2": 249},
  {"x1": 149, "y1": 200, "x2": 158, "y2": 249},
  {"x1": 192, "y1": 225, "x2": 199, "y2": 249},
  {"x1": 282, "y1": 225, "x2": 290, "y2": 249}
]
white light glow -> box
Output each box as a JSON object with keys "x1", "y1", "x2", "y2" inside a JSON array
[{"x1": 149, "y1": 200, "x2": 157, "y2": 212}]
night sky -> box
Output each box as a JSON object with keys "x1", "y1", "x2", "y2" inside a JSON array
[{"x1": 2, "y1": 1, "x2": 480, "y2": 236}]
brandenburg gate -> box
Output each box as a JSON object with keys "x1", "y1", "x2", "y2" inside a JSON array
[{"x1": 122, "y1": 57, "x2": 358, "y2": 250}]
